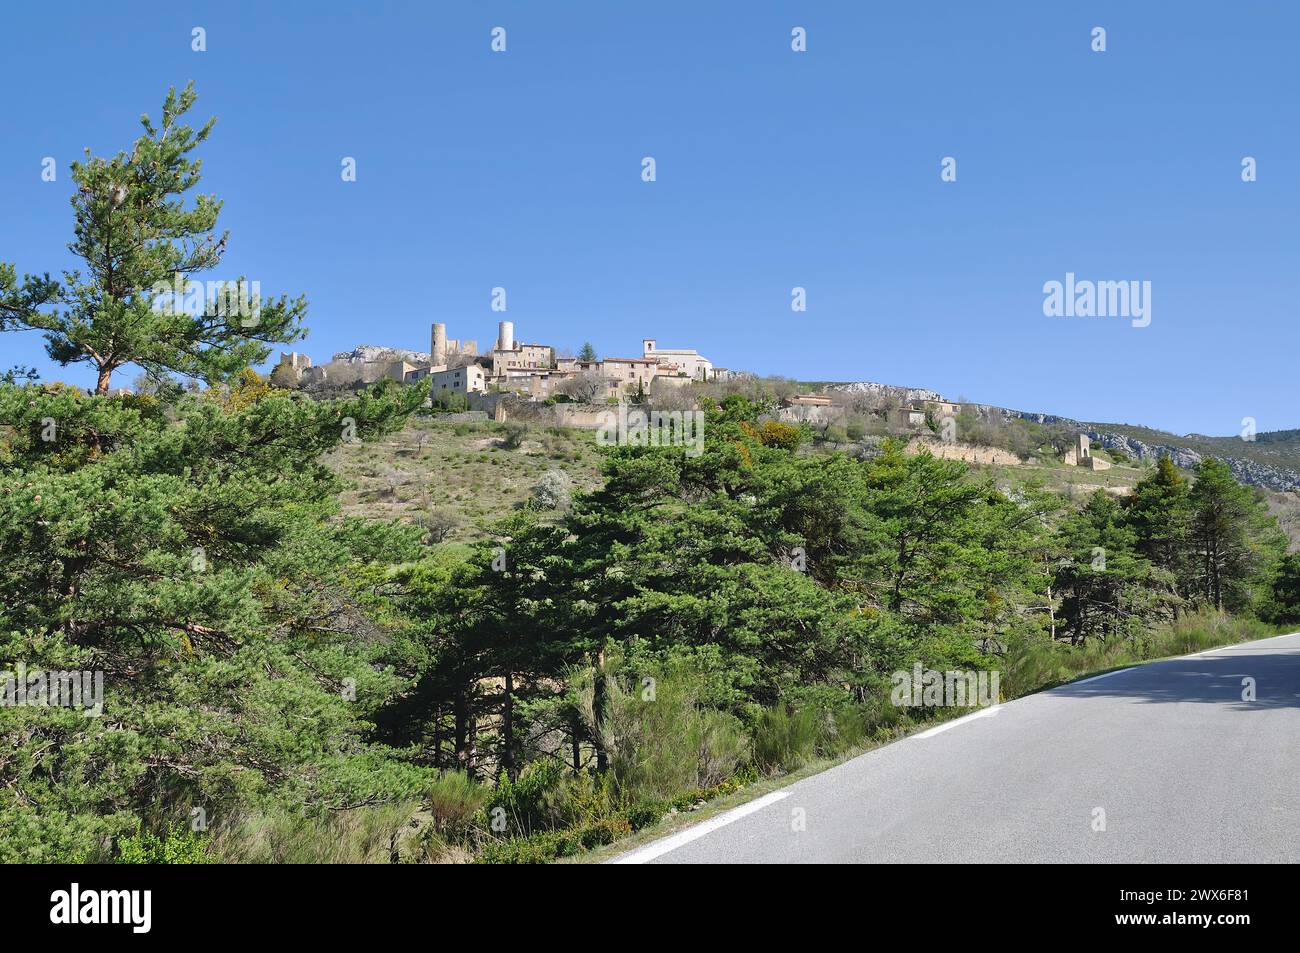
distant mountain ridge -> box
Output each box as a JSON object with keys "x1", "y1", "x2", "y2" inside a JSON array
[{"x1": 827, "y1": 380, "x2": 1300, "y2": 492}]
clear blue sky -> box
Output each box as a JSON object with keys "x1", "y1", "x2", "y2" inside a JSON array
[{"x1": 2, "y1": 1, "x2": 1295, "y2": 435}]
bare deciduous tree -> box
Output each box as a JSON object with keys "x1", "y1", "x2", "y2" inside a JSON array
[
  {"x1": 418, "y1": 508, "x2": 462, "y2": 544},
  {"x1": 558, "y1": 370, "x2": 606, "y2": 404}
]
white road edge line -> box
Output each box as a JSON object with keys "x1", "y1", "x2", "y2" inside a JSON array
[
  {"x1": 911, "y1": 664, "x2": 1143, "y2": 742},
  {"x1": 912, "y1": 663, "x2": 1148, "y2": 742},
  {"x1": 609, "y1": 632, "x2": 1300, "y2": 864},
  {"x1": 910, "y1": 704, "x2": 1001, "y2": 739},
  {"x1": 609, "y1": 791, "x2": 791, "y2": 864},
  {"x1": 1176, "y1": 631, "x2": 1300, "y2": 660},
  {"x1": 1068, "y1": 667, "x2": 1135, "y2": 686}
]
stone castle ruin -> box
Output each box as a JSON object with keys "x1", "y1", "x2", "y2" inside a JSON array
[{"x1": 1063, "y1": 433, "x2": 1111, "y2": 470}]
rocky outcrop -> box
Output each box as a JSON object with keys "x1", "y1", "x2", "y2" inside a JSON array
[
  {"x1": 331, "y1": 344, "x2": 433, "y2": 365},
  {"x1": 1083, "y1": 429, "x2": 1300, "y2": 492},
  {"x1": 828, "y1": 381, "x2": 943, "y2": 403},
  {"x1": 1223, "y1": 459, "x2": 1300, "y2": 491},
  {"x1": 1083, "y1": 430, "x2": 1202, "y2": 470}
]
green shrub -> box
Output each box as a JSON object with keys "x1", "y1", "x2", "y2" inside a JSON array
[
  {"x1": 475, "y1": 777, "x2": 761, "y2": 864},
  {"x1": 405, "y1": 828, "x2": 475, "y2": 864},
  {"x1": 206, "y1": 803, "x2": 422, "y2": 864},
  {"x1": 624, "y1": 800, "x2": 669, "y2": 830},
  {"x1": 483, "y1": 760, "x2": 568, "y2": 837},
  {"x1": 821, "y1": 703, "x2": 870, "y2": 755},
  {"x1": 501, "y1": 421, "x2": 528, "y2": 449},
  {"x1": 577, "y1": 816, "x2": 631, "y2": 849},
  {"x1": 545, "y1": 768, "x2": 618, "y2": 828},
  {"x1": 751, "y1": 704, "x2": 821, "y2": 773},
  {"x1": 426, "y1": 771, "x2": 487, "y2": 838},
  {"x1": 750, "y1": 692, "x2": 892, "y2": 773},
  {"x1": 0, "y1": 804, "x2": 120, "y2": 863},
  {"x1": 670, "y1": 778, "x2": 744, "y2": 812},
  {"x1": 582, "y1": 655, "x2": 748, "y2": 802},
  {"x1": 476, "y1": 815, "x2": 632, "y2": 864},
  {"x1": 115, "y1": 824, "x2": 211, "y2": 864},
  {"x1": 477, "y1": 829, "x2": 579, "y2": 864}
]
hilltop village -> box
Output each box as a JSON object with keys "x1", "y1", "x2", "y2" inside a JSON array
[
  {"x1": 269, "y1": 319, "x2": 1120, "y2": 477},
  {"x1": 272, "y1": 320, "x2": 969, "y2": 437},
  {"x1": 275, "y1": 321, "x2": 739, "y2": 408},
  {"x1": 261, "y1": 329, "x2": 1300, "y2": 521}
]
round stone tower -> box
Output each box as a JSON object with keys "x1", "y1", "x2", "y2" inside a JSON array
[{"x1": 431, "y1": 322, "x2": 447, "y2": 367}]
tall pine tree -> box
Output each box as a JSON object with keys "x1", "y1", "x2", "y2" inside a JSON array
[
  {"x1": 1127, "y1": 455, "x2": 1191, "y2": 612},
  {"x1": 3, "y1": 83, "x2": 304, "y2": 393},
  {"x1": 1187, "y1": 458, "x2": 1285, "y2": 611}
]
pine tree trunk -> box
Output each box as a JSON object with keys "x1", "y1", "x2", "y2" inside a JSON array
[
  {"x1": 1204, "y1": 542, "x2": 1213, "y2": 607},
  {"x1": 1046, "y1": 579, "x2": 1056, "y2": 641},
  {"x1": 593, "y1": 649, "x2": 608, "y2": 772},
  {"x1": 1206, "y1": 538, "x2": 1216, "y2": 605},
  {"x1": 502, "y1": 671, "x2": 515, "y2": 780},
  {"x1": 466, "y1": 703, "x2": 478, "y2": 776},
  {"x1": 454, "y1": 691, "x2": 476, "y2": 776},
  {"x1": 95, "y1": 365, "x2": 113, "y2": 396}
]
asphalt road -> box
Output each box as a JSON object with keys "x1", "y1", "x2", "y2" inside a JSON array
[{"x1": 614, "y1": 632, "x2": 1300, "y2": 864}]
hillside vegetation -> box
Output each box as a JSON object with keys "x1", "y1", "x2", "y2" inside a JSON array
[
  {"x1": 326, "y1": 417, "x2": 603, "y2": 542},
  {"x1": 6, "y1": 381, "x2": 1300, "y2": 864},
  {"x1": 4, "y1": 83, "x2": 1299, "y2": 866}
]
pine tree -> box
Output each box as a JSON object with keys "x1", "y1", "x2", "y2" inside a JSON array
[
  {"x1": 1127, "y1": 455, "x2": 1191, "y2": 611},
  {"x1": 1187, "y1": 458, "x2": 1285, "y2": 611},
  {"x1": 4, "y1": 84, "x2": 305, "y2": 394},
  {"x1": 1053, "y1": 490, "x2": 1172, "y2": 644},
  {"x1": 0, "y1": 377, "x2": 427, "y2": 858},
  {"x1": 857, "y1": 443, "x2": 987, "y2": 622},
  {"x1": 0, "y1": 263, "x2": 59, "y2": 333},
  {"x1": 1264, "y1": 552, "x2": 1300, "y2": 624}
]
